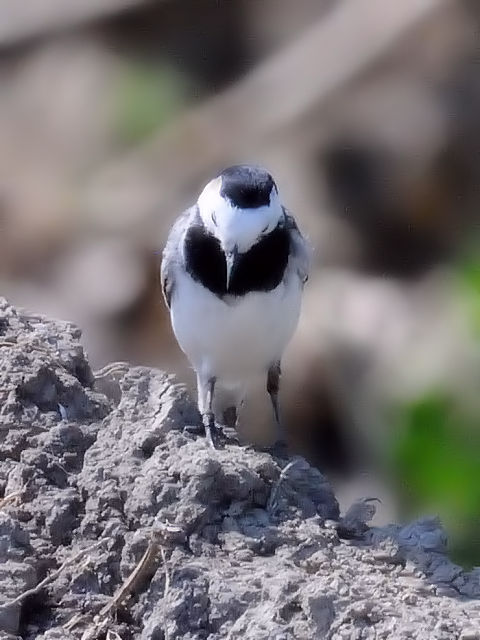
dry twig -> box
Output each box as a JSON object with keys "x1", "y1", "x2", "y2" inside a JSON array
[
  {"x1": 93, "y1": 361, "x2": 130, "y2": 381},
  {"x1": 0, "y1": 538, "x2": 109, "y2": 610},
  {"x1": 0, "y1": 489, "x2": 23, "y2": 510},
  {"x1": 98, "y1": 531, "x2": 162, "y2": 619},
  {"x1": 267, "y1": 459, "x2": 300, "y2": 514},
  {"x1": 0, "y1": 340, "x2": 17, "y2": 349},
  {"x1": 73, "y1": 524, "x2": 182, "y2": 640}
]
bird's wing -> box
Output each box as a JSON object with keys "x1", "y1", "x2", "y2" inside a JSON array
[
  {"x1": 283, "y1": 208, "x2": 311, "y2": 285},
  {"x1": 160, "y1": 206, "x2": 195, "y2": 309}
]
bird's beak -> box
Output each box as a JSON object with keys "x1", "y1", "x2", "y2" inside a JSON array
[{"x1": 225, "y1": 246, "x2": 239, "y2": 291}]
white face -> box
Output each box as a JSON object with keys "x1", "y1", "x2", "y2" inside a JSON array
[{"x1": 197, "y1": 176, "x2": 284, "y2": 254}]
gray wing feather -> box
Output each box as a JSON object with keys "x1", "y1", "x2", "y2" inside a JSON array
[
  {"x1": 160, "y1": 206, "x2": 195, "y2": 309},
  {"x1": 283, "y1": 208, "x2": 311, "y2": 285}
]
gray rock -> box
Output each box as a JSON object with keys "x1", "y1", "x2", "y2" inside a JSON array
[
  {"x1": 0, "y1": 562, "x2": 36, "y2": 634},
  {"x1": 0, "y1": 298, "x2": 479, "y2": 639}
]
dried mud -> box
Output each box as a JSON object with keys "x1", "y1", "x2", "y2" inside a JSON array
[{"x1": 0, "y1": 299, "x2": 479, "y2": 640}]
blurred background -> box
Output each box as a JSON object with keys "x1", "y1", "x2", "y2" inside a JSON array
[{"x1": 2, "y1": 0, "x2": 480, "y2": 565}]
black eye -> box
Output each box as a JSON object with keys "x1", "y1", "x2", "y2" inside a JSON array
[
  {"x1": 212, "y1": 212, "x2": 218, "y2": 226},
  {"x1": 262, "y1": 224, "x2": 269, "y2": 233}
]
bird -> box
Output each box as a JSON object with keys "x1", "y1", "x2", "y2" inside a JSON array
[{"x1": 161, "y1": 164, "x2": 310, "y2": 449}]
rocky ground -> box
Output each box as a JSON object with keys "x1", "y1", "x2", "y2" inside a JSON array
[{"x1": 0, "y1": 298, "x2": 479, "y2": 640}]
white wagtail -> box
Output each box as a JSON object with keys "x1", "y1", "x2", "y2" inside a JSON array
[{"x1": 161, "y1": 165, "x2": 310, "y2": 449}]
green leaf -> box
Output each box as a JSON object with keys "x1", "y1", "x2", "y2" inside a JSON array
[
  {"x1": 110, "y1": 61, "x2": 187, "y2": 145},
  {"x1": 391, "y1": 392, "x2": 480, "y2": 567}
]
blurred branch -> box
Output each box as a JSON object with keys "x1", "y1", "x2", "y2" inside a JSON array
[
  {"x1": 0, "y1": 0, "x2": 152, "y2": 47},
  {"x1": 85, "y1": 0, "x2": 452, "y2": 234}
]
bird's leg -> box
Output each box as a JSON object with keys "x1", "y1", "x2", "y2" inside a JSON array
[
  {"x1": 203, "y1": 376, "x2": 218, "y2": 448},
  {"x1": 222, "y1": 405, "x2": 240, "y2": 444},
  {"x1": 184, "y1": 372, "x2": 208, "y2": 436},
  {"x1": 223, "y1": 405, "x2": 237, "y2": 429},
  {"x1": 185, "y1": 373, "x2": 216, "y2": 442},
  {"x1": 267, "y1": 361, "x2": 288, "y2": 455},
  {"x1": 188, "y1": 374, "x2": 226, "y2": 447}
]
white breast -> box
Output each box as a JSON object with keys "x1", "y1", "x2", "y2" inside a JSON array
[{"x1": 170, "y1": 270, "x2": 303, "y2": 386}]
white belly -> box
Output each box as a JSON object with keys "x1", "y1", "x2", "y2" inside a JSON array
[{"x1": 170, "y1": 271, "x2": 303, "y2": 384}]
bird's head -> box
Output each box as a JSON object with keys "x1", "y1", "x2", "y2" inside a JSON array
[{"x1": 197, "y1": 165, "x2": 284, "y2": 288}]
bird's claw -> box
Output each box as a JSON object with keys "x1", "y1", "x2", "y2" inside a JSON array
[
  {"x1": 184, "y1": 418, "x2": 239, "y2": 449},
  {"x1": 203, "y1": 412, "x2": 227, "y2": 449},
  {"x1": 184, "y1": 423, "x2": 205, "y2": 436},
  {"x1": 221, "y1": 427, "x2": 241, "y2": 446},
  {"x1": 205, "y1": 424, "x2": 229, "y2": 449}
]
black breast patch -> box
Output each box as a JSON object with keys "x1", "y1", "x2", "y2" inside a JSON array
[
  {"x1": 229, "y1": 226, "x2": 290, "y2": 295},
  {"x1": 184, "y1": 224, "x2": 226, "y2": 296},
  {"x1": 184, "y1": 222, "x2": 290, "y2": 298}
]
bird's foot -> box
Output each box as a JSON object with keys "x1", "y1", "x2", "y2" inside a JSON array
[
  {"x1": 184, "y1": 417, "x2": 239, "y2": 448},
  {"x1": 221, "y1": 426, "x2": 241, "y2": 446},
  {"x1": 203, "y1": 412, "x2": 227, "y2": 449},
  {"x1": 220, "y1": 406, "x2": 241, "y2": 445},
  {"x1": 184, "y1": 422, "x2": 205, "y2": 436}
]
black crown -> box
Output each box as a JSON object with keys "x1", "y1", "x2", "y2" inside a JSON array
[{"x1": 219, "y1": 165, "x2": 276, "y2": 209}]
